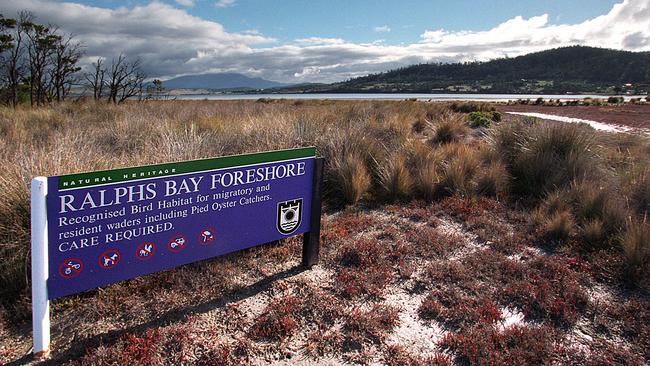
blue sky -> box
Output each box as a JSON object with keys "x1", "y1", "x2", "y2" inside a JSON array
[
  {"x1": 77, "y1": 0, "x2": 620, "y2": 45},
  {"x1": 1, "y1": 0, "x2": 648, "y2": 82}
]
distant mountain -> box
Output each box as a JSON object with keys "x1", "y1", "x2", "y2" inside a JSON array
[
  {"x1": 280, "y1": 46, "x2": 650, "y2": 94},
  {"x1": 162, "y1": 73, "x2": 287, "y2": 90}
]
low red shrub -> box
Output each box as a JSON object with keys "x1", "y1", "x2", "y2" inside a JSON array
[
  {"x1": 441, "y1": 325, "x2": 557, "y2": 365},
  {"x1": 250, "y1": 295, "x2": 301, "y2": 341}
]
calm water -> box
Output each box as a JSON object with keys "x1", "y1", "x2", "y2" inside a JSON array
[{"x1": 172, "y1": 93, "x2": 639, "y2": 102}]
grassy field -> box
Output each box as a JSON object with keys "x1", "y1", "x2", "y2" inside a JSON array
[{"x1": 0, "y1": 100, "x2": 648, "y2": 365}]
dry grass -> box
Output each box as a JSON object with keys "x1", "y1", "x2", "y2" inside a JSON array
[
  {"x1": 0, "y1": 99, "x2": 649, "y2": 364},
  {"x1": 621, "y1": 220, "x2": 650, "y2": 286},
  {"x1": 429, "y1": 113, "x2": 469, "y2": 145}
]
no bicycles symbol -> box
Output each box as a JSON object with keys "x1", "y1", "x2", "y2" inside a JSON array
[
  {"x1": 136, "y1": 242, "x2": 156, "y2": 260},
  {"x1": 59, "y1": 258, "x2": 83, "y2": 279},
  {"x1": 168, "y1": 235, "x2": 187, "y2": 253},
  {"x1": 99, "y1": 250, "x2": 121, "y2": 269}
]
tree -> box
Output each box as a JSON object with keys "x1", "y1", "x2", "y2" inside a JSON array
[
  {"x1": 22, "y1": 19, "x2": 60, "y2": 106},
  {"x1": 106, "y1": 54, "x2": 146, "y2": 104},
  {"x1": 0, "y1": 13, "x2": 22, "y2": 106},
  {"x1": 84, "y1": 57, "x2": 105, "y2": 100},
  {"x1": 48, "y1": 33, "x2": 83, "y2": 102}
]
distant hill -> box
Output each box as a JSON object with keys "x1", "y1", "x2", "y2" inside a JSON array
[
  {"x1": 162, "y1": 73, "x2": 287, "y2": 90},
  {"x1": 281, "y1": 46, "x2": 650, "y2": 94}
]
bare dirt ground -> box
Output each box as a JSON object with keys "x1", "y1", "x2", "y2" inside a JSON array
[
  {"x1": 1, "y1": 197, "x2": 646, "y2": 365},
  {"x1": 499, "y1": 104, "x2": 650, "y2": 130}
]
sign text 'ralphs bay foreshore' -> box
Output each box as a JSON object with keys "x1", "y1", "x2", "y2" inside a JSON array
[{"x1": 45, "y1": 147, "x2": 316, "y2": 299}]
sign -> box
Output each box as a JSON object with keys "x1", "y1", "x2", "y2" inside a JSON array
[
  {"x1": 31, "y1": 147, "x2": 323, "y2": 356},
  {"x1": 39, "y1": 147, "x2": 317, "y2": 300}
]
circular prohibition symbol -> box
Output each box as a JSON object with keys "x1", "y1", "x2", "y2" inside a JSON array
[
  {"x1": 59, "y1": 258, "x2": 84, "y2": 279},
  {"x1": 136, "y1": 242, "x2": 156, "y2": 260},
  {"x1": 168, "y1": 234, "x2": 188, "y2": 253},
  {"x1": 99, "y1": 249, "x2": 121, "y2": 269},
  {"x1": 199, "y1": 227, "x2": 216, "y2": 245}
]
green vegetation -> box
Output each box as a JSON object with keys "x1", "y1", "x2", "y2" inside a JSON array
[{"x1": 276, "y1": 46, "x2": 650, "y2": 94}]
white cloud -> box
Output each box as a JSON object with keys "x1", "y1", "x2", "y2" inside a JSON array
[
  {"x1": 294, "y1": 37, "x2": 346, "y2": 45},
  {"x1": 215, "y1": 0, "x2": 235, "y2": 8},
  {"x1": 373, "y1": 25, "x2": 391, "y2": 33},
  {"x1": 0, "y1": 0, "x2": 648, "y2": 83},
  {"x1": 175, "y1": 0, "x2": 194, "y2": 7}
]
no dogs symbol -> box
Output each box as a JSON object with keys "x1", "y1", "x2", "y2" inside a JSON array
[{"x1": 99, "y1": 250, "x2": 121, "y2": 269}]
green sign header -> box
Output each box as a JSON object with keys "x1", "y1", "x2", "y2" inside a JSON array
[{"x1": 56, "y1": 147, "x2": 316, "y2": 190}]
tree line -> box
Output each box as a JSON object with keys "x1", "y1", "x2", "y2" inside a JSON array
[{"x1": 0, "y1": 11, "x2": 156, "y2": 106}]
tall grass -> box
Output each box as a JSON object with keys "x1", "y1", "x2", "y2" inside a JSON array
[
  {"x1": 0, "y1": 99, "x2": 648, "y2": 318},
  {"x1": 621, "y1": 220, "x2": 650, "y2": 286}
]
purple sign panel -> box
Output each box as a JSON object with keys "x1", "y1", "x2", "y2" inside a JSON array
[{"x1": 46, "y1": 147, "x2": 316, "y2": 299}]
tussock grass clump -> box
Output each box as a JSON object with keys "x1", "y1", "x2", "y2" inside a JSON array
[
  {"x1": 331, "y1": 152, "x2": 372, "y2": 205},
  {"x1": 542, "y1": 210, "x2": 575, "y2": 244},
  {"x1": 475, "y1": 161, "x2": 509, "y2": 197},
  {"x1": 581, "y1": 219, "x2": 608, "y2": 249},
  {"x1": 377, "y1": 153, "x2": 413, "y2": 201},
  {"x1": 437, "y1": 144, "x2": 480, "y2": 197},
  {"x1": 621, "y1": 220, "x2": 650, "y2": 286},
  {"x1": 0, "y1": 171, "x2": 30, "y2": 318},
  {"x1": 429, "y1": 114, "x2": 469, "y2": 145},
  {"x1": 629, "y1": 168, "x2": 650, "y2": 217},
  {"x1": 491, "y1": 121, "x2": 599, "y2": 198}
]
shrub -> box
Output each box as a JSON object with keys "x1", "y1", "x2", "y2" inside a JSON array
[
  {"x1": 344, "y1": 304, "x2": 400, "y2": 344},
  {"x1": 419, "y1": 289, "x2": 502, "y2": 328},
  {"x1": 384, "y1": 344, "x2": 452, "y2": 366},
  {"x1": 330, "y1": 152, "x2": 372, "y2": 205},
  {"x1": 607, "y1": 96, "x2": 624, "y2": 104},
  {"x1": 440, "y1": 325, "x2": 557, "y2": 365},
  {"x1": 502, "y1": 256, "x2": 589, "y2": 327},
  {"x1": 335, "y1": 239, "x2": 393, "y2": 298},
  {"x1": 468, "y1": 112, "x2": 493, "y2": 128},
  {"x1": 468, "y1": 111, "x2": 501, "y2": 128},
  {"x1": 449, "y1": 101, "x2": 494, "y2": 113},
  {"x1": 250, "y1": 295, "x2": 301, "y2": 341}
]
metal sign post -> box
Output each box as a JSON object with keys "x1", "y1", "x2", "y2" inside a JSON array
[
  {"x1": 31, "y1": 177, "x2": 50, "y2": 357},
  {"x1": 302, "y1": 157, "x2": 323, "y2": 267}
]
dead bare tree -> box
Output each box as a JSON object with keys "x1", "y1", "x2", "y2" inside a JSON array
[
  {"x1": 48, "y1": 33, "x2": 83, "y2": 102},
  {"x1": 106, "y1": 54, "x2": 146, "y2": 104},
  {"x1": 84, "y1": 57, "x2": 105, "y2": 100}
]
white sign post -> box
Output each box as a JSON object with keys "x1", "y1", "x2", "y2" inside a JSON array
[{"x1": 31, "y1": 177, "x2": 50, "y2": 357}]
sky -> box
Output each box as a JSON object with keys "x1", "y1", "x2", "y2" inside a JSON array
[{"x1": 0, "y1": 0, "x2": 648, "y2": 83}]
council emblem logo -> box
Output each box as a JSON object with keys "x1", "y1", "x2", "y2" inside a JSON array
[{"x1": 277, "y1": 198, "x2": 303, "y2": 235}]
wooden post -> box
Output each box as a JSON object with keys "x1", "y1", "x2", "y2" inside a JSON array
[{"x1": 302, "y1": 157, "x2": 323, "y2": 268}]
